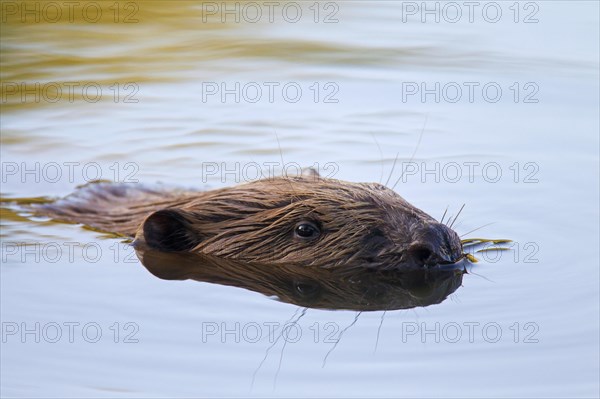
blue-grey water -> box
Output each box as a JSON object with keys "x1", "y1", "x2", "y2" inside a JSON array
[{"x1": 1, "y1": 1, "x2": 599, "y2": 397}]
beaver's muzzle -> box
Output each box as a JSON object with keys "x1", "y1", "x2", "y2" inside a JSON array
[{"x1": 405, "y1": 222, "x2": 463, "y2": 268}]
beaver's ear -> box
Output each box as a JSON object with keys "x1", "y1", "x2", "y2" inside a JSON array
[
  {"x1": 301, "y1": 167, "x2": 320, "y2": 178},
  {"x1": 142, "y1": 209, "x2": 201, "y2": 252}
]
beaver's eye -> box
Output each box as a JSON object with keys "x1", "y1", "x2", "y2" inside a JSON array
[{"x1": 294, "y1": 222, "x2": 320, "y2": 239}]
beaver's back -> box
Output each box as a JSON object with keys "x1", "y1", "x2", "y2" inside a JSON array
[{"x1": 33, "y1": 182, "x2": 199, "y2": 237}]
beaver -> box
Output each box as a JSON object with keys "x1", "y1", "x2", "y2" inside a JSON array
[{"x1": 34, "y1": 172, "x2": 464, "y2": 269}]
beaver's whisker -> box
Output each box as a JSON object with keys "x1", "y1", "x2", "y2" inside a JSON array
[
  {"x1": 384, "y1": 152, "x2": 400, "y2": 188},
  {"x1": 466, "y1": 269, "x2": 496, "y2": 284},
  {"x1": 460, "y1": 222, "x2": 496, "y2": 238},
  {"x1": 371, "y1": 133, "x2": 385, "y2": 185},
  {"x1": 274, "y1": 308, "x2": 307, "y2": 391},
  {"x1": 440, "y1": 206, "x2": 449, "y2": 225},
  {"x1": 274, "y1": 131, "x2": 301, "y2": 203},
  {"x1": 322, "y1": 312, "x2": 362, "y2": 368},
  {"x1": 391, "y1": 114, "x2": 428, "y2": 191},
  {"x1": 449, "y1": 203, "x2": 465, "y2": 229},
  {"x1": 374, "y1": 310, "x2": 386, "y2": 353},
  {"x1": 252, "y1": 307, "x2": 304, "y2": 389},
  {"x1": 275, "y1": 131, "x2": 286, "y2": 178}
]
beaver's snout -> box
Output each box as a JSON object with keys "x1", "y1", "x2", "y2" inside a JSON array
[{"x1": 405, "y1": 222, "x2": 463, "y2": 268}]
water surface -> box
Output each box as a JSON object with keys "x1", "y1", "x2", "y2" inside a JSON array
[{"x1": 1, "y1": 1, "x2": 599, "y2": 397}]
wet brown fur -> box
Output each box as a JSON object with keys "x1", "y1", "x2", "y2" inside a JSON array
[{"x1": 35, "y1": 175, "x2": 462, "y2": 268}]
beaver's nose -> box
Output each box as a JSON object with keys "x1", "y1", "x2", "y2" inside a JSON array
[{"x1": 406, "y1": 222, "x2": 462, "y2": 267}]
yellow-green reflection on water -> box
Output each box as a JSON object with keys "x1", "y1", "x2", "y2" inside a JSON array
[
  {"x1": 1, "y1": 1, "x2": 243, "y2": 110},
  {"x1": 1, "y1": 1, "x2": 500, "y2": 112}
]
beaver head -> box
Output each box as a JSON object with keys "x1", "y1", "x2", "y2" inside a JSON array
[{"x1": 134, "y1": 175, "x2": 463, "y2": 269}]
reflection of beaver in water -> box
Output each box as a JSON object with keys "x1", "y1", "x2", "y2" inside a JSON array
[
  {"x1": 35, "y1": 171, "x2": 464, "y2": 269},
  {"x1": 136, "y1": 249, "x2": 466, "y2": 311}
]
